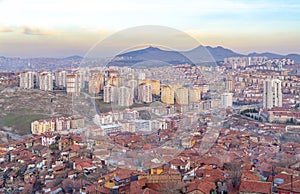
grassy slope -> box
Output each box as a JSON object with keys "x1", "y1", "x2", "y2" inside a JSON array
[{"x1": 0, "y1": 109, "x2": 50, "y2": 135}]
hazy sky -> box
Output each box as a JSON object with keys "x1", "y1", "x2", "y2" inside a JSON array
[{"x1": 0, "y1": 0, "x2": 300, "y2": 57}]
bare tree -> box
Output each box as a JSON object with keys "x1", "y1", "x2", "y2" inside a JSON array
[
  {"x1": 157, "y1": 181, "x2": 186, "y2": 194},
  {"x1": 224, "y1": 161, "x2": 242, "y2": 189}
]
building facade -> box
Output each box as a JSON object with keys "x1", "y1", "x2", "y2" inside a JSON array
[
  {"x1": 138, "y1": 83, "x2": 152, "y2": 103},
  {"x1": 221, "y1": 92, "x2": 233, "y2": 107},
  {"x1": 66, "y1": 73, "x2": 81, "y2": 96},
  {"x1": 161, "y1": 85, "x2": 174, "y2": 105},
  {"x1": 19, "y1": 71, "x2": 35, "y2": 89},
  {"x1": 263, "y1": 78, "x2": 282, "y2": 109},
  {"x1": 39, "y1": 72, "x2": 53, "y2": 91}
]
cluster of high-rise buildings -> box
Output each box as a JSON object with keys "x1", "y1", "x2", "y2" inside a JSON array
[
  {"x1": 224, "y1": 56, "x2": 294, "y2": 70},
  {"x1": 103, "y1": 76, "x2": 205, "y2": 107},
  {"x1": 19, "y1": 63, "x2": 287, "y2": 113},
  {"x1": 19, "y1": 70, "x2": 83, "y2": 95}
]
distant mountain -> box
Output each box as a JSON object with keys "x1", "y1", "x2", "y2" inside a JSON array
[
  {"x1": 108, "y1": 45, "x2": 300, "y2": 67},
  {"x1": 108, "y1": 45, "x2": 245, "y2": 66},
  {"x1": 247, "y1": 52, "x2": 282, "y2": 59},
  {"x1": 63, "y1": 55, "x2": 83, "y2": 60},
  {"x1": 1, "y1": 46, "x2": 300, "y2": 71},
  {"x1": 283, "y1": 54, "x2": 300, "y2": 63},
  {"x1": 183, "y1": 45, "x2": 243, "y2": 63},
  {"x1": 107, "y1": 46, "x2": 193, "y2": 67}
]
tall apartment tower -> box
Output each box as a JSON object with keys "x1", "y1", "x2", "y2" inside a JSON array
[
  {"x1": 19, "y1": 71, "x2": 35, "y2": 89},
  {"x1": 127, "y1": 79, "x2": 138, "y2": 99},
  {"x1": 189, "y1": 87, "x2": 202, "y2": 103},
  {"x1": 221, "y1": 92, "x2": 233, "y2": 107},
  {"x1": 55, "y1": 70, "x2": 67, "y2": 88},
  {"x1": 175, "y1": 87, "x2": 189, "y2": 105},
  {"x1": 66, "y1": 73, "x2": 81, "y2": 96},
  {"x1": 89, "y1": 73, "x2": 104, "y2": 95},
  {"x1": 150, "y1": 80, "x2": 160, "y2": 96},
  {"x1": 104, "y1": 84, "x2": 118, "y2": 103},
  {"x1": 161, "y1": 85, "x2": 174, "y2": 105},
  {"x1": 39, "y1": 72, "x2": 53, "y2": 91},
  {"x1": 263, "y1": 78, "x2": 282, "y2": 109},
  {"x1": 138, "y1": 83, "x2": 152, "y2": 103},
  {"x1": 118, "y1": 86, "x2": 133, "y2": 107}
]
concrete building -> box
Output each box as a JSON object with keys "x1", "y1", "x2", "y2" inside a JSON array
[
  {"x1": 189, "y1": 87, "x2": 202, "y2": 103},
  {"x1": 139, "y1": 79, "x2": 160, "y2": 96},
  {"x1": 103, "y1": 84, "x2": 118, "y2": 103},
  {"x1": 107, "y1": 75, "x2": 119, "y2": 87},
  {"x1": 89, "y1": 73, "x2": 104, "y2": 95},
  {"x1": 69, "y1": 115, "x2": 85, "y2": 129},
  {"x1": 31, "y1": 119, "x2": 55, "y2": 134},
  {"x1": 55, "y1": 70, "x2": 67, "y2": 88},
  {"x1": 151, "y1": 80, "x2": 160, "y2": 95},
  {"x1": 134, "y1": 120, "x2": 152, "y2": 132},
  {"x1": 19, "y1": 71, "x2": 35, "y2": 89},
  {"x1": 175, "y1": 87, "x2": 189, "y2": 105},
  {"x1": 263, "y1": 78, "x2": 282, "y2": 109},
  {"x1": 39, "y1": 72, "x2": 53, "y2": 91},
  {"x1": 171, "y1": 83, "x2": 182, "y2": 92},
  {"x1": 138, "y1": 83, "x2": 152, "y2": 103},
  {"x1": 118, "y1": 86, "x2": 133, "y2": 107},
  {"x1": 161, "y1": 85, "x2": 174, "y2": 105},
  {"x1": 55, "y1": 117, "x2": 71, "y2": 131},
  {"x1": 221, "y1": 92, "x2": 233, "y2": 107},
  {"x1": 126, "y1": 79, "x2": 138, "y2": 98},
  {"x1": 93, "y1": 113, "x2": 114, "y2": 126},
  {"x1": 66, "y1": 73, "x2": 81, "y2": 96}
]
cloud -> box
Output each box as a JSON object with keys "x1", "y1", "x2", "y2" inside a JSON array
[
  {"x1": 0, "y1": 25, "x2": 15, "y2": 33},
  {"x1": 20, "y1": 26, "x2": 55, "y2": 35}
]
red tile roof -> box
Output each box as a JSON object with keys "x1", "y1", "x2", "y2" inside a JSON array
[
  {"x1": 186, "y1": 180, "x2": 216, "y2": 194},
  {"x1": 239, "y1": 180, "x2": 272, "y2": 194},
  {"x1": 277, "y1": 180, "x2": 300, "y2": 193}
]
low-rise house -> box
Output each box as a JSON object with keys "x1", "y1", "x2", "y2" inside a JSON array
[
  {"x1": 239, "y1": 180, "x2": 272, "y2": 194},
  {"x1": 186, "y1": 180, "x2": 216, "y2": 194}
]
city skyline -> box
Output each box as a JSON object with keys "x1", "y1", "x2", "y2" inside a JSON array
[
  {"x1": 1, "y1": 1, "x2": 300, "y2": 193},
  {"x1": 1, "y1": 0, "x2": 300, "y2": 57}
]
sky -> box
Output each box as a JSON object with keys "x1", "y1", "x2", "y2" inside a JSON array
[{"x1": 0, "y1": 0, "x2": 300, "y2": 57}]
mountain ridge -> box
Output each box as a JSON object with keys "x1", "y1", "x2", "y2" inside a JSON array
[
  {"x1": 108, "y1": 45, "x2": 300, "y2": 67},
  {"x1": 1, "y1": 46, "x2": 300, "y2": 71}
]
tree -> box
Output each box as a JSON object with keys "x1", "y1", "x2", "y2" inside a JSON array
[
  {"x1": 157, "y1": 181, "x2": 186, "y2": 194},
  {"x1": 224, "y1": 162, "x2": 242, "y2": 189},
  {"x1": 62, "y1": 179, "x2": 75, "y2": 193}
]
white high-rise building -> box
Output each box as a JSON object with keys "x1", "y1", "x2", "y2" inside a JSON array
[
  {"x1": 66, "y1": 73, "x2": 81, "y2": 96},
  {"x1": 221, "y1": 93, "x2": 233, "y2": 107},
  {"x1": 263, "y1": 78, "x2": 282, "y2": 109},
  {"x1": 127, "y1": 79, "x2": 138, "y2": 98},
  {"x1": 39, "y1": 72, "x2": 53, "y2": 91},
  {"x1": 19, "y1": 71, "x2": 35, "y2": 89},
  {"x1": 138, "y1": 83, "x2": 152, "y2": 103},
  {"x1": 55, "y1": 71, "x2": 67, "y2": 88},
  {"x1": 104, "y1": 84, "x2": 118, "y2": 103},
  {"x1": 118, "y1": 86, "x2": 133, "y2": 107}
]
